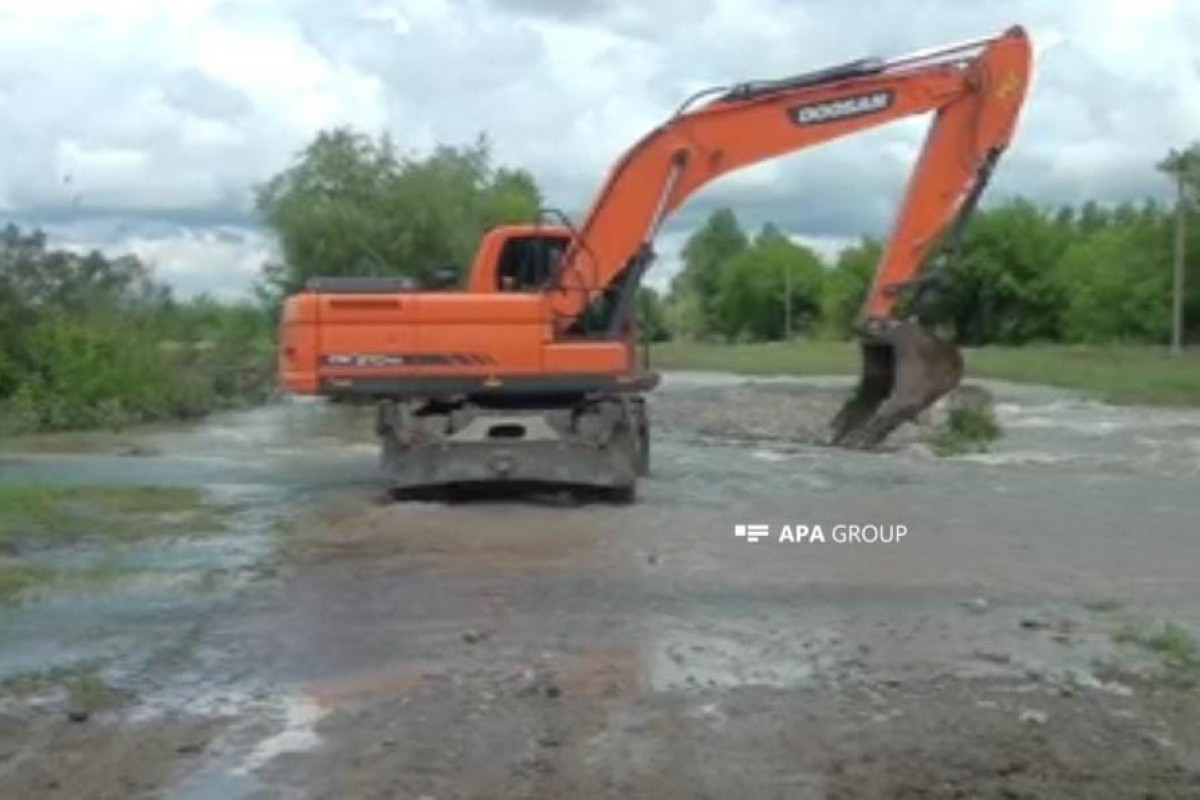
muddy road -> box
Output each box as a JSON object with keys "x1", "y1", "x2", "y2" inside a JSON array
[{"x1": 2, "y1": 373, "x2": 1199, "y2": 798}]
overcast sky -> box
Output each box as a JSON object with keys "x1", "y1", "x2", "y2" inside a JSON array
[{"x1": 1, "y1": 0, "x2": 1197, "y2": 297}]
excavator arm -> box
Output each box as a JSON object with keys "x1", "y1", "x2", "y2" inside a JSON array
[{"x1": 552, "y1": 26, "x2": 1031, "y2": 446}]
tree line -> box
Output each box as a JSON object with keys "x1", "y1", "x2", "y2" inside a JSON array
[
  {"x1": 0, "y1": 225, "x2": 273, "y2": 433},
  {"x1": 258, "y1": 127, "x2": 1200, "y2": 349},
  {"x1": 4, "y1": 126, "x2": 1196, "y2": 433},
  {"x1": 652, "y1": 192, "x2": 1200, "y2": 346}
]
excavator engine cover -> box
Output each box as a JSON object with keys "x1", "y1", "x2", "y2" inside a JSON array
[{"x1": 830, "y1": 320, "x2": 963, "y2": 448}]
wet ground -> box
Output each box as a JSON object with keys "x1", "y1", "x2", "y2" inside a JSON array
[{"x1": 1, "y1": 373, "x2": 1199, "y2": 798}]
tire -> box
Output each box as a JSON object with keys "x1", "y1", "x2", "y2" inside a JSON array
[
  {"x1": 630, "y1": 398, "x2": 649, "y2": 476},
  {"x1": 635, "y1": 419, "x2": 650, "y2": 476},
  {"x1": 607, "y1": 483, "x2": 637, "y2": 504}
]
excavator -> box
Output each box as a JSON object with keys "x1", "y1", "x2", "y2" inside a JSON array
[{"x1": 279, "y1": 26, "x2": 1032, "y2": 500}]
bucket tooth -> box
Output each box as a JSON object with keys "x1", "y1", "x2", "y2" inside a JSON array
[{"x1": 830, "y1": 319, "x2": 963, "y2": 449}]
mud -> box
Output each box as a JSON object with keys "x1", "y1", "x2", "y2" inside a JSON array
[{"x1": 1, "y1": 374, "x2": 1199, "y2": 798}]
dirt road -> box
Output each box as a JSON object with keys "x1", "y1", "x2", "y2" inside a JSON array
[{"x1": 2, "y1": 374, "x2": 1199, "y2": 798}]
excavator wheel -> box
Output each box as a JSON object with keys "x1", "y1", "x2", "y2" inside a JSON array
[{"x1": 830, "y1": 319, "x2": 963, "y2": 449}]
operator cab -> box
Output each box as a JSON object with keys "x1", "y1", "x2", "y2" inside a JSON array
[
  {"x1": 495, "y1": 234, "x2": 568, "y2": 291},
  {"x1": 464, "y1": 225, "x2": 573, "y2": 294}
]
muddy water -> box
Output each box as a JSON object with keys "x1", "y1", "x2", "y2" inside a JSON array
[{"x1": 2, "y1": 374, "x2": 1199, "y2": 797}]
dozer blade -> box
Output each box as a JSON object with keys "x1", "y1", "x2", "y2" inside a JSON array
[{"x1": 830, "y1": 319, "x2": 963, "y2": 449}]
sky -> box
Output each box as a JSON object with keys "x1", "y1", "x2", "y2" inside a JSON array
[{"x1": 1, "y1": 0, "x2": 1197, "y2": 298}]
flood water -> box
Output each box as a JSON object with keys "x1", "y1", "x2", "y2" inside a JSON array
[{"x1": 2, "y1": 372, "x2": 1199, "y2": 794}]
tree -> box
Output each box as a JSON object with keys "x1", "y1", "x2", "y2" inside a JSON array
[
  {"x1": 930, "y1": 199, "x2": 1071, "y2": 345},
  {"x1": 715, "y1": 224, "x2": 823, "y2": 341},
  {"x1": 255, "y1": 130, "x2": 541, "y2": 301},
  {"x1": 820, "y1": 237, "x2": 880, "y2": 339},
  {"x1": 1055, "y1": 218, "x2": 1172, "y2": 343},
  {"x1": 0, "y1": 224, "x2": 273, "y2": 434},
  {"x1": 669, "y1": 209, "x2": 748, "y2": 337},
  {"x1": 636, "y1": 287, "x2": 671, "y2": 342}
]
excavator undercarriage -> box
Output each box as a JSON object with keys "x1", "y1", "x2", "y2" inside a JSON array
[{"x1": 377, "y1": 392, "x2": 649, "y2": 501}]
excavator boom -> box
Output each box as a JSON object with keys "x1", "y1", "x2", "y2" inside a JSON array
[
  {"x1": 543, "y1": 27, "x2": 1030, "y2": 447},
  {"x1": 550, "y1": 28, "x2": 1030, "y2": 327}
]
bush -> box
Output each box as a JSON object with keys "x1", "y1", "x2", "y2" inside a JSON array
[
  {"x1": 0, "y1": 225, "x2": 274, "y2": 435},
  {"x1": 929, "y1": 404, "x2": 1002, "y2": 456}
]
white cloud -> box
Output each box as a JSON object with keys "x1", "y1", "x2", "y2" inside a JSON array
[
  {"x1": 47, "y1": 219, "x2": 276, "y2": 301},
  {"x1": 0, "y1": 0, "x2": 1197, "y2": 297}
]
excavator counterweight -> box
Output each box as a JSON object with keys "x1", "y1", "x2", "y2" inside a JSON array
[{"x1": 277, "y1": 27, "x2": 1032, "y2": 497}]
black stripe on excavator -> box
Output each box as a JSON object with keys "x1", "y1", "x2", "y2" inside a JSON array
[
  {"x1": 721, "y1": 57, "x2": 885, "y2": 102},
  {"x1": 320, "y1": 372, "x2": 661, "y2": 399},
  {"x1": 322, "y1": 353, "x2": 496, "y2": 368}
]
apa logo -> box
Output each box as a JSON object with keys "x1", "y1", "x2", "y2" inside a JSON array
[
  {"x1": 734, "y1": 524, "x2": 770, "y2": 543},
  {"x1": 789, "y1": 91, "x2": 894, "y2": 126}
]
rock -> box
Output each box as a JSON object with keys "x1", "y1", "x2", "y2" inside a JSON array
[
  {"x1": 1018, "y1": 708, "x2": 1048, "y2": 725},
  {"x1": 462, "y1": 629, "x2": 491, "y2": 645},
  {"x1": 972, "y1": 650, "x2": 1012, "y2": 665},
  {"x1": 117, "y1": 444, "x2": 161, "y2": 457}
]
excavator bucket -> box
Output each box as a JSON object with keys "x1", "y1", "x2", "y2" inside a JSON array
[{"x1": 830, "y1": 319, "x2": 963, "y2": 449}]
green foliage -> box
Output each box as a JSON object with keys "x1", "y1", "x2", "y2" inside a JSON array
[
  {"x1": 0, "y1": 483, "x2": 219, "y2": 550},
  {"x1": 1113, "y1": 619, "x2": 1200, "y2": 687},
  {"x1": 1055, "y1": 220, "x2": 1172, "y2": 342},
  {"x1": 636, "y1": 287, "x2": 671, "y2": 342},
  {"x1": 928, "y1": 405, "x2": 1002, "y2": 457},
  {"x1": 0, "y1": 482, "x2": 226, "y2": 602},
  {"x1": 820, "y1": 237, "x2": 879, "y2": 339},
  {"x1": 930, "y1": 199, "x2": 1071, "y2": 345},
  {"x1": 668, "y1": 209, "x2": 748, "y2": 337},
  {"x1": 0, "y1": 558, "x2": 51, "y2": 602},
  {"x1": 255, "y1": 129, "x2": 541, "y2": 300},
  {"x1": 664, "y1": 193, "x2": 1193, "y2": 349},
  {"x1": 716, "y1": 224, "x2": 823, "y2": 341},
  {"x1": 0, "y1": 224, "x2": 273, "y2": 434}
]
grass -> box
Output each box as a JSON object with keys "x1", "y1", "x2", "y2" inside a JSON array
[
  {"x1": 0, "y1": 557, "x2": 53, "y2": 600},
  {"x1": 649, "y1": 340, "x2": 1200, "y2": 406},
  {"x1": 0, "y1": 663, "x2": 129, "y2": 715},
  {"x1": 0, "y1": 483, "x2": 220, "y2": 551},
  {"x1": 1083, "y1": 597, "x2": 1125, "y2": 613},
  {"x1": 1113, "y1": 620, "x2": 1200, "y2": 688},
  {"x1": 0, "y1": 483, "x2": 225, "y2": 602},
  {"x1": 928, "y1": 405, "x2": 1002, "y2": 456}
]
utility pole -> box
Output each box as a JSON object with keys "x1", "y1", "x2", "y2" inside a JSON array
[
  {"x1": 1159, "y1": 146, "x2": 1195, "y2": 355},
  {"x1": 1172, "y1": 170, "x2": 1186, "y2": 355},
  {"x1": 783, "y1": 262, "x2": 792, "y2": 341}
]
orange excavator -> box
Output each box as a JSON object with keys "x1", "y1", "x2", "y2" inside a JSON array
[{"x1": 279, "y1": 26, "x2": 1032, "y2": 500}]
